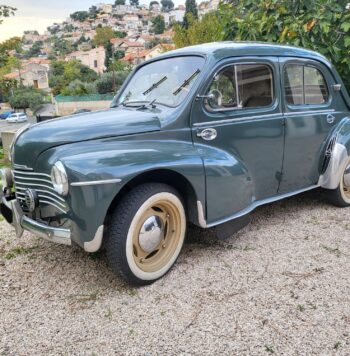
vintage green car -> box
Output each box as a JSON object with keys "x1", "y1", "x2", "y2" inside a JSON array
[{"x1": 1, "y1": 42, "x2": 350, "y2": 285}]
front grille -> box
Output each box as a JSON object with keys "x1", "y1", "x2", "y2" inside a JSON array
[{"x1": 13, "y1": 169, "x2": 68, "y2": 214}]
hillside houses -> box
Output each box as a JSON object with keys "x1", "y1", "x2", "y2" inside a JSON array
[{"x1": 65, "y1": 47, "x2": 106, "y2": 73}]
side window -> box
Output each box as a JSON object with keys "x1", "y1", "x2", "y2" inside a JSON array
[
  {"x1": 206, "y1": 64, "x2": 274, "y2": 110},
  {"x1": 304, "y1": 66, "x2": 329, "y2": 104},
  {"x1": 284, "y1": 64, "x2": 329, "y2": 106}
]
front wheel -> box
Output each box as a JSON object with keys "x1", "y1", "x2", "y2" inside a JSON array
[
  {"x1": 326, "y1": 158, "x2": 350, "y2": 207},
  {"x1": 105, "y1": 183, "x2": 186, "y2": 285}
]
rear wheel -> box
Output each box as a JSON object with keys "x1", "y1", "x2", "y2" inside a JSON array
[
  {"x1": 326, "y1": 158, "x2": 350, "y2": 207},
  {"x1": 105, "y1": 183, "x2": 186, "y2": 285}
]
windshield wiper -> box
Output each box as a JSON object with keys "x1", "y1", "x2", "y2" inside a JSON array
[
  {"x1": 142, "y1": 76, "x2": 168, "y2": 96},
  {"x1": 172, "y1": 69, "x2": 201, "y2": 96}
]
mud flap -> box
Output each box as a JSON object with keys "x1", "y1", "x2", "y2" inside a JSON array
[{"x1": 215, "y1": 214, "x2": 251, "y2": 240}]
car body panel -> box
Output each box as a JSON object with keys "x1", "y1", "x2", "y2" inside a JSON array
[
  {"x1": 35, "y1": 130, "x2": 205, "y2": 247},
  {"x1": 3, "y1": 42, "x2": 350, "y2": 250}
]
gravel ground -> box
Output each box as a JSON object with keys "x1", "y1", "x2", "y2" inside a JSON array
[{"x1": 1, "y1": 189, "x2": 350, "y2": 355}]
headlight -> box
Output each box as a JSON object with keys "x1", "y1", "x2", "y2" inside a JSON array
[
  {"x1": 51, "y1": 161, "x2": 69, "y2": 196},
  {"x1": 0, "y1": 168, "x2": 14, "y2": 189}
]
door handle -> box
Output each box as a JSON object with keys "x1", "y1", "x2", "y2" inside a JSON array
[
  {"x1": 326, "y1": 114, "x2": 335, "y2": 124},
  {"x1": 197, "y1": 128, "x2": 217, "y2": 141}
]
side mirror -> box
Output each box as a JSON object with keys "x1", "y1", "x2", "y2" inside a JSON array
[{"x1": 196, "y1": 93, "x2": 216, "y2": 101}]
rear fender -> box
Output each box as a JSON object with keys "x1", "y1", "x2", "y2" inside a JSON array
[{"x1": 318, "y1": 117, "x2": 350, "y2": 189}]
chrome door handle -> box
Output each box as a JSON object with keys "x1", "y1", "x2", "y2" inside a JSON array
[
  {"x1": 197, "y1": 128, "x2": 217, "y2": 141},
  {"x1": 326, "y1": 114, "x2": 335, "y2": 124}
]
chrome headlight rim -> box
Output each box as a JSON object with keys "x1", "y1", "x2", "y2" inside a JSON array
[{"x1": 51, "y1": 161, "x2": 69, "y2": 196}]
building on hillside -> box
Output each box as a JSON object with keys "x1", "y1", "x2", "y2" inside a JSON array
[
  {"x1": 121, "y1": 43, "x2": 175, "y2": 65},
  {"x1": 115, "y1": 40, "x2": 145, "y2": 54},
  {"x1": 163, "y1": 9, "x2": 185, "y2": 26},
  {"x1": 4, "y1": 63, "x2": 50, "y2": 91},
  {"x1": 97, "y1": 3, "x2": 113, "y2": 14},
  {"x1": 113, "y1": 4, "x2": 137, "y2": 14},
  {"x1": 65, "y1": 46, "x2": 106, "y2": 73},
  {"x1": 198, "y1": 0, "x2": 220, "y2": 17},
  {"x1": 150, "y1": 2, "x2": 161, "y2": 12}
]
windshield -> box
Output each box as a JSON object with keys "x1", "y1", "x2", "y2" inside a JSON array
[{"x1": 116, "y1": 56, "x2": 205, "y2": 108}]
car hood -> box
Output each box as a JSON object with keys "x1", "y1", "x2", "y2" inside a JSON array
[{"x1": 13, "y1": 108, "x2": 161, "y2": 168}]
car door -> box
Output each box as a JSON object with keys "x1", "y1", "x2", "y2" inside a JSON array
[
  {"x1": 191, "y1": 57, "x2": 284, "y2": 224},
  {"x1": 278, "y1": 57, "x2": 343, "y2": 193}
]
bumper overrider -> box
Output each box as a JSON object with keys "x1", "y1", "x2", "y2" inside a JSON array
[{"x1": 0, "y1": 188, "x2": 72, "y2": 245}]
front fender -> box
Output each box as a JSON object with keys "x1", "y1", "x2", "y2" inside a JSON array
[{"x1": 37, "y1": 138, "x2": 205, "y2": 247}]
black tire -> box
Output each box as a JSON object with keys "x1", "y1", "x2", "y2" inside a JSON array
[
  {"x1": 105, "y1": 183, "x2": 186, "y2": 285},
  {"x1": 326, "y1": 184, "x2": 350, "y2": 207}
]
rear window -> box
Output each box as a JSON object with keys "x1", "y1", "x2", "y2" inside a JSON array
[{"x1": 284, "y1": 64, "x2": 329, "y2": 105}]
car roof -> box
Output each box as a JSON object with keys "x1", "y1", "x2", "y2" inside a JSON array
[{"x1": 158, "y1": 41, "x2": 330, "y2": 65}]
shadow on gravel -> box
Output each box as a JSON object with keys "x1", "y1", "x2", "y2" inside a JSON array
[{"x1": 26, "y1": 188, "x2": 331, "y2": 290}]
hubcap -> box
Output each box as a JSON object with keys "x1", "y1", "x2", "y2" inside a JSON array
[
  {"x1": 131, "y1": 199, "x2": 182, "y2": 273},
  {"x1": 139, "y1": 215, "x2": 164, "y2": 253}
]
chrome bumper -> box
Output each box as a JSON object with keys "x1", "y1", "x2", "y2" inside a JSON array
[{"x1": 1, "y1": 194, "x2": 71, "y2": 246}]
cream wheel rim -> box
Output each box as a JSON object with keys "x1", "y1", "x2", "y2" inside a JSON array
[
  {"x1": 341, "y1": 159, "x2": 350, "y2": 202},
  {"x1": 126, "y1": 192, "x2": 186, "y2": 280}
]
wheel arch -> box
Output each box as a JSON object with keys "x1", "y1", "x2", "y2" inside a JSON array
[{"x1": 105, "y1": 168, "x2": 201, "y2": 227}]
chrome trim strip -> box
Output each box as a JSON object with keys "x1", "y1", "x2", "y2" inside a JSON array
[
  {"x1": 15, "y1": 187, "x2": 65, "y2": 202},
  {"x1": 283, "y1": 109, "x2": 335, "y2": 116},
  {"x1": 14, "y1": 175, "x2": 52, "y2": 184},
  {"x1": 14, "y1": 170, "x2": 51, "y2": 178},
  {"x1": 14, "y1": 181, "x2": 57, "y2": 192},
  {"x1": 84, "y1": 225, "x2": 104, "y2": 252},
  {"x1": 13, "y1": 164, "x2": 33, "y2": 171},
  {"x1": 193, "y1": 113, "x2": 281, "y2": 127},
  {"x1": 39, "y1": 200, "x2": 67, "y2": 213},
  {"x1": 71, "y1": 178, "x2": 122, "y2": 186},
  {"x1": 206, "y1": 185, "x2": 319, "y2": 228}
]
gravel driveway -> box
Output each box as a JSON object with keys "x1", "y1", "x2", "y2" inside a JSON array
[{"x1": 1, "y1": 189, "x2": 350, "y2": 355}]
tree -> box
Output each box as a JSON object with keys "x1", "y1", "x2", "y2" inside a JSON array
[
  {"x1": 70, "y1": 11, "x2": 89, "y2": 22},
  {"x1": 115, "y1": 0, "x2": 126, "y2": 5},
  {"x1": 95, "y1": 71, "x2": 129, "y2": 94},
  {"x1": 0, "y1": 37, "x2": 22, "y2": 52},
  {"x1": 89, "y1": 5, "x2": 99, "y2": 19},
  {"x1": 218, "y1": 0, "x2": 350, "y2": 89},
  {"x1": 152, "y1": 15, "x2": 165, "y2": 34},
  {"x1": 51, "y1": 36, "x2": 74, "y2": 56},
  {"x1": 0, "y1": 5, "x2": 16, "y2": 25},
  {"x1": 150, "y1": 1, "x2": 159, "y2": 10},
  {"x1": 174, "y1": 12, "x2": 224, "y2": 48},
  {"x1": 93, "y1": 26, "x2": 115, "y2": 47},
  {"x1": 130, "y1": 0, "x2": 139, "y2": 7},
  {"x1": 9, "y1": 87, "x2": 45, "y2": 112},
  {"x1": 114, "y1": 30, "x2": 127, "y2": 38},
  {"x1": 161, "y1": 0, "x2": 174, "y2": 12},
  {"x1": 26, "y1": 41, "x2": 43, "y2": 57},
  {"x1": 104, "y1": 42, "x2": 113, "y2": 70},
  {"x1": 183, "y1": 0, "x2": 198, "y2": 29},
  {"x1": 49, "y1": 60, "x2": 98, "y2": 95}
]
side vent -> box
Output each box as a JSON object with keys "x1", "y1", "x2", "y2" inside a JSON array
[{"x1": 321, "y1": 136, "x2": 336, "y2": 174}]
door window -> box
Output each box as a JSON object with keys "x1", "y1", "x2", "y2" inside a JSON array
[
  {"x1": 206, "y1": 64, "x2": 274, "y2": 110},
  {"x1": 284, "y1": 64, "x2": 329, "y2": 105}
]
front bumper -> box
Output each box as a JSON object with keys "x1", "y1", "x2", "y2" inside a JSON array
[{"x1": 1, "y1": 192, "x2": 71, "y2": 246}]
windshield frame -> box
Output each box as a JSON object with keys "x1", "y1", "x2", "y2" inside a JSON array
[{"x1": 112, "y1": 54, "x2": 207, "y2": 109}]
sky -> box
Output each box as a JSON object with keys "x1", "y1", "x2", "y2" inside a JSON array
[{"x1": 0, "y1": 0, "x2": 184, "y2": 41}]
